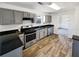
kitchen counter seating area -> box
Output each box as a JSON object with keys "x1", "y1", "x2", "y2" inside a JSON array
[{"x1": 0, "y1": 24, "x2": 54, "y2": 57}]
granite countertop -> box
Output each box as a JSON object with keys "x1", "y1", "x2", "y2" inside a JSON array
[{"x1": 0, "y1": 23, "x2": 53, "y2": 32}]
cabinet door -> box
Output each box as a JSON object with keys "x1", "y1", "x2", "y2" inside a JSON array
[
  {"x1": 50, "y1": 27, "x2": 54, "y2": 34},
  {"x1": 45, "y1": 16, "x2": 52, "y2": 23},
  {"x1": 14, "y1": 11, "x2": 23, "y2": 24},
  {"x1": 72, "y1": 40, "x2": 79, "y2": 57},
  {"x1": 29, "y1": 13, "x2": 33, "y2": 18},
  {"x1": 40, "y1": 29, "x2": 45, "y2": 39},
  {"x1": 40, "y1": 29, "x2": 43, "y2": 39},
  {"x1": 24, "y1": 12, "x2": 27, "y2": 17},
  {"x1": 44, "y1": 28, "x2": 47, "y2": 37},
  {"x1": 30, "y1": 13, "x2": 35, "y2": 18},
  {"x1": 48, "y1": 27, "x2": 53, "y2": 35},
  {"x1": 0, "y1": 9, "x2": 3, "y2": 24},
  {"x1": 1, "y1": 9, "x2": 14, "y2": 25},
  {"x1": 24, "y1": 12, "x2": 30, "y2": 17},
  {"x1": 36, "y1": 30, "x2": 40, "y2": 40},
  {"x1": 24, "y1": 12, "x2": 36, "y2": 18}
]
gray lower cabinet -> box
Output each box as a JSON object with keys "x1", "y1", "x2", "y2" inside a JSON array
[
  {"x1": 44, "y1": 28, "x2": 48, "y2": 37},
  {"x1": 72, "y1": 35, "x2": 79, "y2": 57},
  {"x1": 47, "y1": 27, "x2": 54, "y2": 35},
  {"x1": 40, "y1": 28, "x2": 45, "y2": 39},
  {"x1": 14, "y1": 11, "x2": 23, "y2": 24},
  {"x1": 72, "y1": 40, "x2": 79, "y2": 57},
  {"x1": 1, "y1": 47, "x2": 23, "y2": 57},
  {"x1": 36, "y1": 30, "x2": 40, "y2": 40},
  {"x1": 0, "y1": 8, "x2": 14, "y2": 25}
]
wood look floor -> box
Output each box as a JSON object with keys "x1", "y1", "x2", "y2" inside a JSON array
[{"x1": 23, "y1": 34, "x2": 72, "y2": 57}]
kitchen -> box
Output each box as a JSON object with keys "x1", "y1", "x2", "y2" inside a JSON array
[{"x1": 0, "y1": 2, "x2": 79, "y2": 57}]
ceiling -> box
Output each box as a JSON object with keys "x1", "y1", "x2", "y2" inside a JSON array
[{"x1": 4, "y1": 2, "x2": 79, "y2": 14}]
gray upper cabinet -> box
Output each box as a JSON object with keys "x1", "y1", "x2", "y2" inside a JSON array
[
  {"x1": 14, "y1": 11, "x2": 23, "y2": 24},
  {"x1": 0, "y1": 8, "x2": 36, "y2": 25},
  {"x1": 0, "y1": 9, "x2": 3, "y2": 25},
  {"x1": 29, "y1": 13, "x2": 36, "y2": 18},
  {"x1": 45, "y1": 15, "x2": 52, "y2": 23},
  {"x1": 30, "y1": 13, "x2": 35, "y2": 18},
  {"x1": 23, "y1": 12, "x2": 30, "y2": 17},
  {"x1": 0, "y1": 8, "x2": 14, "y2": 25},
  {"x1": 23, "y1": 12, "x2": 36, "y2": 18}
]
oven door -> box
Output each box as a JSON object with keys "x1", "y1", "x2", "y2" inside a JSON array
[{"x1": 25, "y1": 32, "x2": 36, "y2": 42}]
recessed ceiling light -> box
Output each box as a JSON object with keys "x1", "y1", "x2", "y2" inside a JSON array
[{"x1": 48, "y1": 3, "x2": 61, "y2": 10}]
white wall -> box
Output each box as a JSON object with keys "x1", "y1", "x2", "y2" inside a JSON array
[
  {"x1": 52, "y1": 14, "x2": 61, "y2": 34},
  {"x1": 52, "y1": 9, "x2": 75, "y2": 38},
  {"x1": 73, "y1": 7, "x2": 79, "y2": 36}
]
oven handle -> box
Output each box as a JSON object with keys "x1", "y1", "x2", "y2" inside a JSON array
[{"x1": 25, "y1": 32, "x2": 36, "y2": 36}]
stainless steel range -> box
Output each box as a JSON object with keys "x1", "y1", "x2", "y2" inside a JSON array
[{"x1": 20, "y1": 27, "x2": 36, "y2": 49}]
